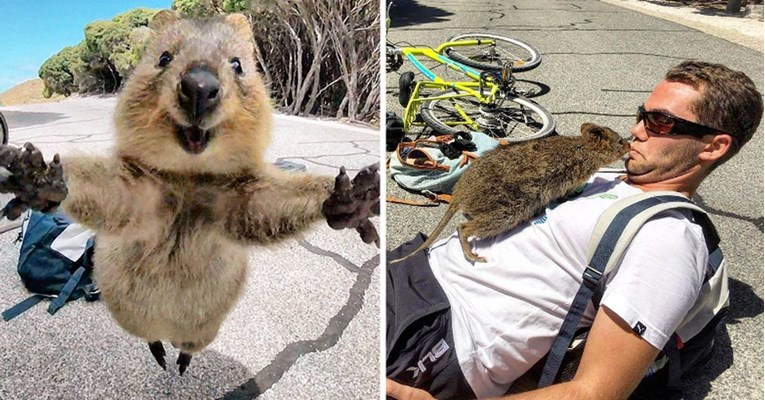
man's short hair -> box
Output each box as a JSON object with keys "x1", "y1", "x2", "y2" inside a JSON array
[{"x1": 665, "y1": 60, "x2": 763, "y2": 166}]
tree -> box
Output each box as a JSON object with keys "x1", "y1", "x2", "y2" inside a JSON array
[
  {"x1": 249, "y1": 0, "x2": 380, "y2": 123},
  {"x1": 37, "y1": 1, "x2": 380, "y2": 123},
  {"x1": 38, "y1": 45, "x2": 84, "y2": 97},
  {"x1": 40, "y1": 8, "x2": 160, "y2": 96},
  {"x1": 171, "y1": 0, "x2": 253, "y2": 17}
]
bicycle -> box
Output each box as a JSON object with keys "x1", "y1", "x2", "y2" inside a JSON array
[
  {"x1": 386, "y1": 28, "x2": 555, "y2": 141},
  {"x1": 0, "y1": 111, "x2": 7, "y2": 145}
]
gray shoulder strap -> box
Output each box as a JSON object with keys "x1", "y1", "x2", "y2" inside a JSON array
[
  {"x1": 586, "y1": 191, "x2": 705, "y2": 277},
  {"x1": 540, "y1": 191, "x2": 705, "y2": 387}
]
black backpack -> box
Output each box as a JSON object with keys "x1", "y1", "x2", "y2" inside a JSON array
[
  {"x1": 386, "y1": 111, "x2": 406, "y2": 151},
  {"x1": 2, "y1": 211, "x2": 99, "y2": 321},
  {"x1": 526, "y1": 192, "x2": 729, "y2": 398}
]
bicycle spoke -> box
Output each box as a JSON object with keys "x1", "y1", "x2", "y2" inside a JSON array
[
  {"x1": 463, "y1": 45, "x2": 528, "y2": 67},
  {"x1": 444, "y1": 34, "x2": 541, "y2": 72},
  {"x1": 498, "y1": 108, "x2": 545, "y2": 138}
]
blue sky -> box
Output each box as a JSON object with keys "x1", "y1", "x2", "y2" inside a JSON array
[{"x1": 0, "y1": 1, "x2": 172, "y2": 93}]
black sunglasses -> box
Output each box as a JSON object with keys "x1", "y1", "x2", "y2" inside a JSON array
[{"x1": 636, "y1": 105, "x2": 723, "y2": 138}]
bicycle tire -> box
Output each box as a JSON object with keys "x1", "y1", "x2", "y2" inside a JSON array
[
  {"x1": 0, "y1": 111, "x2": 7, "y2": 145},
  {"x1": 420, "y1": 88, "x2": 555, "y2": 142},
  {"x1": 442, "y1": 33, "x2": 542, "y2": 72},
  {"x1": 398, "y1": 72, "x2": 415, "y2": 107}
]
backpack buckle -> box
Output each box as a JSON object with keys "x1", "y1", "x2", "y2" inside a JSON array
[
  {"x1": 422, "y1": 190, "x2": 439, "y2": 201},
  {"x1": 582, "y1": 266, "x2": 603, "y2": 289}
]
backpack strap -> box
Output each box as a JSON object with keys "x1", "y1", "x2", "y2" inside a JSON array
[
  {"x1": 586, "y1": 191, "x2": 706, "y2": 278},
  {"x1": 47, "y1": 266, "x2": 86, "y2": 315},
  {"x1": 2, "y1": 265, "x2": 87, "y2": 320},
  {"x1": 386, "y1": 191, "x2": 453, "y2": 207},
  {"x1": 539, "y1": 191, "x2": 706, "y2": 387},
  {"x1": 2, "y1": 294, "x2": 48, "y2": 321}
]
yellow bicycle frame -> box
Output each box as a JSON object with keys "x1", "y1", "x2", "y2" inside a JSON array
[{"x1": 398, "y1": 39, "x2": 500, "y2": 133}]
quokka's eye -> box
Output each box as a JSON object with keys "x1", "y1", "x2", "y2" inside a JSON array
[
  {"x1": 230, "y1": 57, "x2": 243, "y2": 75},
  {"x1": 158, "y1": 51, "x2": 173, "y2": 68}
]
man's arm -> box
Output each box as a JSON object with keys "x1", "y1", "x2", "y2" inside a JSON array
[
  {"x1": 499, "y1": 306, "x2": 658, "y2": 400},
  {"x1": 386, "y1": 306, "x2": 659, "y2": 400}
]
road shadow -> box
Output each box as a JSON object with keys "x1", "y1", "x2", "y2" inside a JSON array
[
  {"x1": 1, "y1": 110, "x2": 67, "y2": 130},
  {"x1": 513, "y1": 79, "x2": 551, "y2": 99},
  {"x1": 641, "y1": 0, "x2": 746, "y2": 17},
  {"x1": 727, "y1": 277, "x2": 764, "y2": 323},
  {"x1": 629, "y1": 276, "x2": 760, "y2": 400},
  {"x1": 679, "y1": 325, "x2": 734, "y2": 399},
  {"x1": 388, "y1": 0, "x2": 454, "y2": 28},
  {"x1": 680, "y1": 277, "x2": 762, "y2": 399}
]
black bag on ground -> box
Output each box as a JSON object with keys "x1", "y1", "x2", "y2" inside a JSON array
[{"x1": 386, "y1": 111, "x2": 407, "y2": 151}]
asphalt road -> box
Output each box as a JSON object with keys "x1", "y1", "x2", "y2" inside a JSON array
[
  {"x1": 0, "y1": 97, "x2": 381, "y2": 400},
  {"x1": 385, "y1": 0, "x2": 763, "y2": 398}
]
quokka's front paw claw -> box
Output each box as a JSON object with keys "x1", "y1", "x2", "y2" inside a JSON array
[
  {"x1": 357, "y1": 219, "x2": 380, "y2": 247},
  {"x1": 334, "y1": 166, "x2": 351, "y2": 196},
  {"x1": 0, "y1": 146, "x2": 21, "y2": 169},
  {"x1": 352, "y1": 163, "x2": 380, "y2": 198},
  {"x1": 1, "y1": 198, "x2": 29, "y2": 221},
  {"x1": 0, "y1": 144, "x2": 68, "y2": 220},
  {"x1": 322, "y1": 164, "x2": 380, "y2": 246},
  {"x1": 21, "y1": 143, "x2": 46, "y2": 171}
]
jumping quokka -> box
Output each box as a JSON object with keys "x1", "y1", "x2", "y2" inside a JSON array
[
  {"x1": 0, "y1": 11, "x2": 378, "y2": 375},
  {"x1": 391, "y1": 123, "x2": 629, "y2": 264}
]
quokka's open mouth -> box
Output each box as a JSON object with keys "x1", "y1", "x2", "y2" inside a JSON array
[{"x1": 175, "y1": 124, "x2": 213, "y2": 154}]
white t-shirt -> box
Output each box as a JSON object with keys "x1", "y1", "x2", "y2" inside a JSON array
[{"x1": 427, "y1": 173, "x2": 709, "y2": 398}]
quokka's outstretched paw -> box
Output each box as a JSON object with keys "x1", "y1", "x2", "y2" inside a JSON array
[
  {"x1": 322, "y1": 164, "x2": 380, "y2": 246},
  {"x1": 0, "y1": 144, "x2": 68, "y2": 220}
]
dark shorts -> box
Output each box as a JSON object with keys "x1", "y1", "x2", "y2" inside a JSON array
[{"x1": 386, "y1": 233, "x2": 476, "y2": 399}]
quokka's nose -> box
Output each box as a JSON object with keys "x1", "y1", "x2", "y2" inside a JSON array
[{"x1": 178, "y1": 66, "x2": 220, "y2": 123}]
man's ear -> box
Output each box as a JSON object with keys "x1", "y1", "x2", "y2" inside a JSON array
[{"x1": 699, "y1": 134, "x2": 734, "y2": 163}]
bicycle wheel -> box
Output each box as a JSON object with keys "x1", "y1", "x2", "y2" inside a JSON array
[
  {"x1": 0, "y1": 111, "x2": 7, "y2": 145},
  {"x1": 398, "y1": 72, "x2": 415, "y2": 107},
  {"x1": 420, "y1": 88, "x2": 555, "y2": 142},
  {"x1": 442, "y1": 33, "x2": 542, "y2": 72}
]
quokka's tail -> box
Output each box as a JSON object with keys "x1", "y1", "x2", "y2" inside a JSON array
[{"x1": 389, "y1": 202, "x2": 460, "y2": 264}]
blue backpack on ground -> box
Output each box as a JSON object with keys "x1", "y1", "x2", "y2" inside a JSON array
[{"x1": 2, "y1": 211, "x2": 99, "y2": 321}]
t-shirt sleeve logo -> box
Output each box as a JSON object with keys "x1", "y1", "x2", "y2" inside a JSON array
[{"x1": 632, "y1": 321, "x2": 647, "y2": 336}]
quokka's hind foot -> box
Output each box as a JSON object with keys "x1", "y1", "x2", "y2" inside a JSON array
[
  {"x1": 148, "y1": 341, "x2": 167, "y2": 370},
  {"x1": 177, "y1": 352, "x2": 193, "y2": 376},
  {"x1": 458, "y1": 223, "x2": 487, "y2": 264},
  {"x1": 466, "y1": 253, "x2": 487, "y2": 263}
]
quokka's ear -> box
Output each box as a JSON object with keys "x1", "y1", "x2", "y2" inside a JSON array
[
  {"x1": 225, "y1": 13, "x2": 253, "y2": 42},
  {"x1": 150, "y1": 10, "x2": 179, "y2": 32},
  {"x1": 581, "y1": 123, "x2": 611, "y2": 141}
]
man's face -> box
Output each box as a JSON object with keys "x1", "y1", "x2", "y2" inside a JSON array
[{"x1": 626, "y1": 80, "x2": 708, "y2": 184}]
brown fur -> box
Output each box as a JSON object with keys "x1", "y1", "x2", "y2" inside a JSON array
[
  {"x1": 60, "y1": 12, "x2": 335, "y2": 357},
  {"x1": 391, "y1": 123, "x2": 630, "y2": 264}
]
